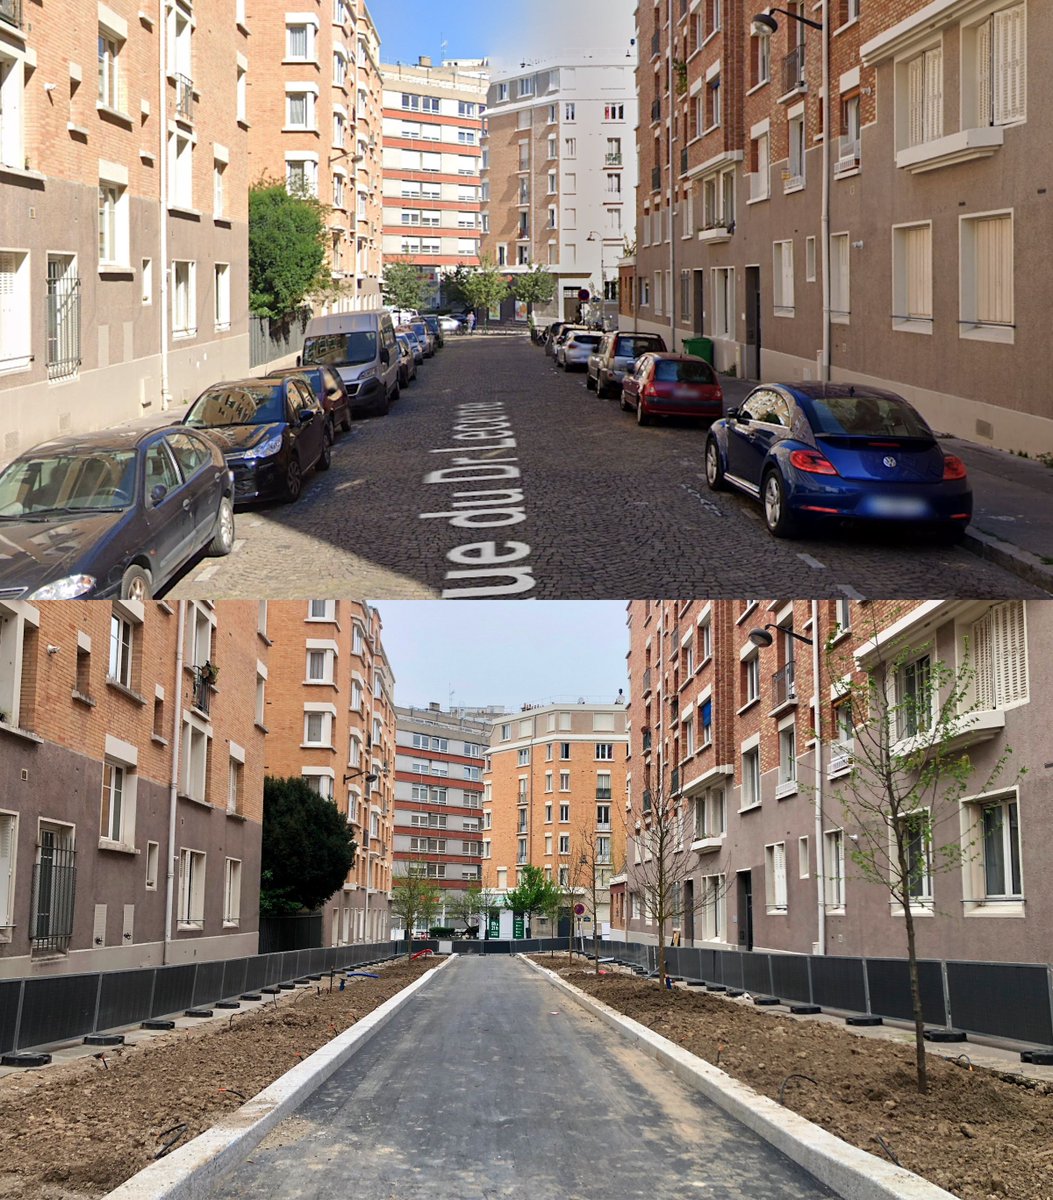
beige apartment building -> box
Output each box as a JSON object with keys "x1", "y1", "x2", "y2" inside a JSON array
[
  {"x1": 261, "y1": 600, "x2": 395, "y2": 946},
  {"x1": 0, "y1": 599, "x2": 268, "y2": 978},
  {"x1": 623, "y1": 598, "x2": 1053, "y2": 967},
  {"x1": 244, "y1": 0, "x2": 382, "y2": 312},
  {"x1": 630, "y1": 0, "x2": 1052, "y2": 454},
  {"x1": 482, "y1": 56, "x2": 637, "y2": 327},
  {"x1": 380, "y1": 57, "x2": 488, "y2": 308},
  {"x1": 0, "y1": 0, "x2": 251, "y2": 461},
  {"x1": 485, "y1": 702, "x2": 629, "y2": 932}
]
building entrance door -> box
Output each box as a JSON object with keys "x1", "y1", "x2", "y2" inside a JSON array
[
  {"x1": 745, "y1": 266, "x2": 761, "y2": 379},
  {"x1": 737, "y1": 870, "x2": 754, "y2": 951}
]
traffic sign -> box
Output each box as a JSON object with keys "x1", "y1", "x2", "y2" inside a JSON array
[
  {"x1": 573, "y1": 903, "x2": 586, "y2": 915},
  {"x1": 578, "y1": 289, "x2": 590, "y2": 301}
]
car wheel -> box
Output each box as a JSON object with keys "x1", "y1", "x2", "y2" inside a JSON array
[
  {"x1": 207, "y1": 496, "x2": 235, "y2": 556},
  {"x1": 317, "y1": 426, "x2": 333, "y2": 472},
  {"x1": 636, "y1": 397, "x2": 650, "y2": 426},
  {"x1": 620, "y1": 390, "x2": 631, "y2": 412},
  {"x1": 121, "y1": 564, "x2": 152, "y2": 601},
  {"x1": 283, "y1": 456, "x2": 303, "y2": 503},
  {"x1": 391, "y1": 380, "x2": 401, "y2": 403},
  {"x1": 597, "y1": 374, "x2": 611, "y2": 399},
  {"x1": 586, "y1": 372, "x2": 596, "y2": 391},
  {"x1": 762, "y1": 469, "x2": 801, "y2": 538},
  {"x1": 341, "y1": 406, "x2": 352, "y2": 432},
  {"x1": 704, "y1": 437, "x2": 726, "y2": 491}
]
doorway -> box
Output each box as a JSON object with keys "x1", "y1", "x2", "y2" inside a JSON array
[
  {"x1": 744, "y1": 265, "x2": 761, "y2": 379},
  {"x1": 682, "y1": 879, "x2": 694, "y2": 943},
  {"x1": 693, "y1": 271, "x2": 705, "y2": 335},
  {"x1": 736, "y1": 870, "x2": 754, "y2": 951}
]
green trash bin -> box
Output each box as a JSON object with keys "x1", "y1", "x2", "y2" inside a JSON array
[{"x1": 683, "y1": 336, "x2": 714, "y2": 364}]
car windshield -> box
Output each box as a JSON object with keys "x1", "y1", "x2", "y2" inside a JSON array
[
  {"x1": 808, "y1": 392, "x2": 932, "y2": 438},
  {"x1": 654, "y1": 360, "x2": 716, "y2": 384},
  {"x1": 0, "y1": 451, "x2": 137, "y2": 518},
  {"x1": 185, "y1": 384, "x2": 286, "y2": 427},
  {"x1": 570, "y1": 335, "x2": 602, "y2": 347},
  {"x1": 616, "y1": 336, "x2": 663, "y2": 358},
  {"x1": 302, "y1": 331, "x2": 377, "y2": 367},
  {"x1": 411, "y1": 323, "x2": 428, "y2": 336}
]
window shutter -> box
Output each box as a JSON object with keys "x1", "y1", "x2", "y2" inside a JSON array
[
  {"x1": 974, "y1": 214, "x2": 1013, "y2": 326},
  {"x1": 904, "y1": 225, "x2": 932, "y2": 319},
  {"x1": 774, "y1": 843, "x2": 787, "y2": 908},
  {"x1": 994, "y1": 5, "x2": 1026, "y2": 125},
  {"x1": 971, "y1": 609, "x2": 994, "y2": 710},
  {"x1": 0, "y1": 815, "x2": 13, "y2": 926},
  {"x1": 924, "y1": 47, "x2": 943, "y2": 143},
  {"x1": 977, "y1": 18, "x2": 993, "y2": 127},
  {"x1": 908, "y1": 56, "x2": 925, "y2": 146},
  {"x1": 992, "y1": 600, "x2": 1028, "y2": 706},
  {"x1": 782, "y1": 242, "x2": 794, "y2": 310}
]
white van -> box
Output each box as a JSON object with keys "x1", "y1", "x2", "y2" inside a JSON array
[
  {"x1": 387, "y1": 307, "x2": 419, "y2": 327},
  {"x1": 300, "y1": 311, "x2": 400, "y2": 416}
]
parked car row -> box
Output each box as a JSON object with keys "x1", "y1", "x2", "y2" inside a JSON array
[{"x1": 0, "y1": 306, "x2": 453, "y2": 600}]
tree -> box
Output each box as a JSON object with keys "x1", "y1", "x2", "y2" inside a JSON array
[
  {"x1": 382, "y1": 259, "x2": 427, "y2": 312},
  {"x1": 390, "y1": 866, "x2": 443, "y2": 959},
  {"x1": 459, "y1": 258, "x2": 510, "y2": 327},
  {"x1": 447, "y1": 885, "x2": 483, "y2": 936},
  {"x1": 504, "y1": 864, "x2": 561, "y2": 937},
  {"x1": 260, "y1": 777, "x2": 356, "y2": 916},
  {"x1": 512, "y1": 266, "x2": 556, "y2": 310},
  {"x1": 824, "y1": 619, "x2": 1019, "y2": 1094},
  {"x1": 249, "y1": 180, "x2": 328, "y2": 319},
  {"x1": 575, "y1": 824, "x2": 617, "y2": 973}
]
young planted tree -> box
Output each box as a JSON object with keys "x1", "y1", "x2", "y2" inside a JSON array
[
  {"x1": 390, "y1": 866, "x2": 443, "y2": 959},
  {"x1": 447, "y1": 885, "x2": 484, "y2": 936},
  {"x1": 260, "y1": 777, "x2": 356, "y2": 916},
  {"x1": 504, "y1": 864, "x2": 561, "y2": 939},
  {"x1": 825, "y1": 622, "x2": 1019, "y2": 1094},
  {"x1": 512, "y1": 265, "x2": 556, "y2": 312},
  {"x1": 539, "y1": 869, "x2": 566, "y2": 957},
  {"x1": 249, "y1": 180, "x2": 328, "y2": 319},
  {"x1": 459, "y1": 259, "x2": 510, "y2": 328},
  {"x1": 575, "y1": 823, "x2": 617, "y2": 973},
  {"x1": 382, "y1": 259, "x2": 428, "y2": 313}
]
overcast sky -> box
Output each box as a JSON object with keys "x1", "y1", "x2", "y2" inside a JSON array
[
  {"x1": 373, "y1": 0, "x2": 636, "y2": 70},
  {"x1": 373, "y1": 601, "x2": 630, "y2": 712}
]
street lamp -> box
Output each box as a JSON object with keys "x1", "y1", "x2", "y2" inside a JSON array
[
  {"x1": 586, "y1": 231, "x2": 606, "y2": 329},
  {"x1": 748, "y1": 623, "x2": 814, "y2": 649},
  {"x1": 753, "y1": 3, "x2": 830, "y2": 381}
]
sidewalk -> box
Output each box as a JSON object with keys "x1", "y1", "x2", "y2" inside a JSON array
[{"x1": 720, "y1": 376, "x2": 1053, "y2": 592}]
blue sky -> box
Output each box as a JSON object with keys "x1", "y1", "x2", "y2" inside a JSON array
[
  {"x1": 373, "y1": 601, "x2": 630, "y2": 712},
  {"x1": 372, "y1": 0, "x2": 636, "y2": 69}
]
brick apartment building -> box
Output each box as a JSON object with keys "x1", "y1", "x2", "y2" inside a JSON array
[
  {"x1": 622, "y1": 598, "x2": 1053, "y2": 966},
  {"x1": 0, "y1": 0, "x2": 251, "y2": 461},
  {"x1": 481, "y1": 55, "x2": 638, "y2": 327},
  {"x1": 629, "y1": 0, "x2": 1052, "y2": 454},
  {"x1": 244, "y1": 0, "x2": 383, "y2": 312},
  {"x1": 261, "y1": 600, "x2": 395, "y2": 946},
  {"x1": 392, "y1": 704, "x2": 497, "y2": 921},
  {"x1": 485, "y1": 702, "x2": 629, "y2": 932},
  {"x1": 0, "y1": 599, "x2": 267, "y2": 978},
  {"x1": 380, "y1": 57, "x2": 489, "y2": 309}
]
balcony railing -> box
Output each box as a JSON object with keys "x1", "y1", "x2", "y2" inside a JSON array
[
  {"x1": 175, "y1": 73, "x2": 194, "y2": 121},
  {"x1": 595, "y1": 788, "x2": 612, "y2": 800},
  {"x1": 834, "y1": 136, "x2": 861, "y2": 174},
  {"x1": 771, "y1": 662, "x2": 797, "y2": 709},
  {"x1": 31, "y1": 844, "x2": 76, "y2": 954},
  {"x1": 782, "y1": 44, "x2": 806, "y2": 94},
  {"x1": 192, "y1": 668, "x2": 214, "y2": 715},
  {"x1": 605, "y1": 152, "x2": 623, "y2": 166},
  {"x1": 0, "y1": 0, "x2": 22, "y2": 28}
]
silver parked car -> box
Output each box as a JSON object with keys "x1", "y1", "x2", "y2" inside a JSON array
[
  {"x1": 557, "y1": 330, "x2": 604, "y2": 371},
  {"x1": 587, "y1": 331, "x2": 668, "y2": 397}
]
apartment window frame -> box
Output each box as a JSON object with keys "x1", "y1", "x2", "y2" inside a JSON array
[
  {"x1": 171, "y1": 259, "x2": 197, "y2": 339},
  {"x1": 223, "y1": 857, "x2": 242, "y2": 926},
  {"x1": 959, "y1": 209, "x2": 1014, "y2": 344},
  {"x1": 824, "y1": 828, "x2": 846, "y2": 911},
  {"x1": 772, "y1": 240, "x2": 795, "y2": 317},
  {"x1": 961, "y1": 787, "x2": 1024, "y2": 913},
  {"x1": 892, "y1": 221, "x2": 934, "y2": 334},
  {"x1": 740, "y1": 745, "x2": 761, "y2": 811},
  {"x1": 177, "y1": 847, "x2": 206, "y2": 929},
  {"x1": 830, "y1": 231, "x2": 850, "y2": 324},
  {"x1": 764, "y1": 841, "x2": 788, "y2": 913}
]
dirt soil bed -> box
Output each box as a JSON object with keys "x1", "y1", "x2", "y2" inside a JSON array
[
  {"x1": 531, "y1": 957, "x2": 1053, "y2": 1200},
  {"x1": 0, "y1": 958, "x2": 436, "y2": 1199}
]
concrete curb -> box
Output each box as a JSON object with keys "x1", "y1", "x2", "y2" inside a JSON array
[
  {"x1": 962, "y1": 527, "x2": 1053, "y2": 594},
  {"x1": 105, "y1": 955, "x2": 453, "y2": 1200},
  {"x1": 522, "y1": 957, "x2": 956, "y2": 1200}
]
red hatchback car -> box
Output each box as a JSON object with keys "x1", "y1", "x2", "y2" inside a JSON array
[{"x1": 620, "y1": 353, "x2": 724, "y2": 427}]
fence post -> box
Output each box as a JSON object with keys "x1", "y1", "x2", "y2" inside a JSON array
[
  {"x1": 862, "y1": 958, "x2": 873, "y2": 1016},
  {"x1": 941, "y1": 959, "x2": 953, "y2": 1029},
  {"x1": 92, "y1": 972, "x2": 104, "y2": 1034}
]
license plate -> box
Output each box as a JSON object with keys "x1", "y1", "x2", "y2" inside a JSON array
[
  {"x1": 674, "y1": 388, "x2": 699, "y2": 400},
  {"x1": 868, "y1": 495, "x2": 928, "y2": 518}
]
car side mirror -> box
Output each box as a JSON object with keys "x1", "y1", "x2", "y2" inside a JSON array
[
  {"x1": 298, "y1": 407, "x2": 315, "y2": 424},
  {"x1": 295, "y1": 354, "x2": 301, "y2": 366},
  {"x1": 726, "y1": 407, "x2": 740, "y2": 421},
  {"x1": 627, "y1": 360, "x2": 637, "y2": 373},
  {"x1": 150, "y1": 483, "x2": 168, "y2": 506},
  {"x1": 380, "y1": 348, "x2": 390, "y2": 365}
]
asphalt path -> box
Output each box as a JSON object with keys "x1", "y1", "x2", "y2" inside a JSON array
[
  {"x1": 210, "y1": 955, "x2": 835, "y2": 1200},
  {"x1": 168, "y1": 336, "x2": 1044, "y2": 600}
]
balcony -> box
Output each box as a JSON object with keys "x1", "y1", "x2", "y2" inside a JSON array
[
  {"x1": 192, "y1": 667, "x2": 215, "y2": 715},
  {"x1": 175, "y1": 73, "x2": 194, "y2": 122},
  {"x1": 651, "y1": 166, "x2": 661, "y2": 192},
  {"x1": 781, "y1": 45, "x2": 806, "y2": 95},
  {"x1": 0, "y1": 0, "x2": 22, "y2": 28},
  {"x1": 605, "y1": 152, "x2": 623, "y2": 167},
  {"x1": 770, "y1": 662, "x2": 797, "y2": 712},
  {"x1": 699, "y1": 219, "x2": 734, "y2": 244}
]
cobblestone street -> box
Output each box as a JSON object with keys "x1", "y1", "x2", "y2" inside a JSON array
[{"x1": 169, "y1": 335, "x2": 1046, "y2": 600}]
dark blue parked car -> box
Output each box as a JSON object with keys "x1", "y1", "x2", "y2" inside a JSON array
[
  {"x1": 0, "y1": 426, "x2": 234, "y2": 599},
  {"x1": 704, "y1": 383, "x2": 971, "y2": 539}
]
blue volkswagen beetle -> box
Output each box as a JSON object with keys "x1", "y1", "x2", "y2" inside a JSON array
[{"x1": 705, "y1": 383, "x2": 971, "y2": 539}]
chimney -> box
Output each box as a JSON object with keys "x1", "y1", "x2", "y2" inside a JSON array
[{"x1": 418, "y1": 55, "x2": 432, "y2": 68}]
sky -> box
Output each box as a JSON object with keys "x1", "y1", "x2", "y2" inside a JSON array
[
  {"x1": 371, "y1": 0, "x2": 637, "y2": 71},
  {"x1": 372, "y1": 601, "x2": 629, "y2": 712}
]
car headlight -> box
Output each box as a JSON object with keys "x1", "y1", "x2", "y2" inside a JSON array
[
  {"x1": 28, "y1": 575, "x2": 96, "y2": 600},
  {"x1": 358, "y1": 366, "x2": 377, "y2": 381},
  {"x1": 241, "y1": 432, "x2": 284, "y2": 461}
]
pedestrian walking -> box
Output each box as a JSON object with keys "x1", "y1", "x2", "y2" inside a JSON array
[{"x1": 466, "y1": 311, "x2": 476, "y2": 335}]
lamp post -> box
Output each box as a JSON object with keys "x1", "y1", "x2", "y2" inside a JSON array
[
  {"x1": 748, "y1": 622, "x2": 814, "y2": 649},
  {"x1": 586, "y1": 231, "x2": 606, "y2": 328},
  {"x1": 753, "y1": 4, "x2": 830, "y2": 382}
]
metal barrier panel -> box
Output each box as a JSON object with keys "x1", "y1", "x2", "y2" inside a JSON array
[
  {"x1": 96, "y1": 969, "x2": 155, "y2": 1031},
  {"x1": 770, "y1": 954, "x2": 811, "y2": 1003},
  {"x1": 742, "y1": 953, "x2": 772, "y2": 995},
  {"x1": 666, "y1": 947, "x2": 683, "y2": 977},
  {"x1": 0, "y1": 979, "x2": 21, "y2": 1055},
  {"x1": 809, "y1": 956, "x2": 867, "y2": 1012},
  {"x1": 865, "y1": 958, "x2": 945, "y2": 1025},
  {"x1": 243, "y1": 956, "x2": 268, "y2": 992},
  {"x1": 697, "y1": 948, "x2": 717, "y2": 982},
  {"x1": 193, "y1": 960, "x2": 226, "y2": 1006},
  {"x1": 221, "y1": 958, "x2": 249, "y2": 999},
  {"x1": 151, "y1": 964, "x2": 197, "y2": 1018},
  {"x1": 946, "y1": 961, "x2": 1053, "y2": 1045},
  {"x1": 19, "y1": 973, "x2": 98, "y2": 1048},
  {"x1": 718, "y1": 950, "x2": 743, "y2": 988}
]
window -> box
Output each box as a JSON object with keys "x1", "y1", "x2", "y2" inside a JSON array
[
  {"x1": 772, "y1": 241, "x2": 794, "y2": 316},
  {"x1": 0, "y1": 49, "x2": 26, "y2": 172},
  {"x1": 97, "y1": 29, "x2": 124, "y2": 111},
  {"x1": 786, "y1": 113, "x2": 805, "y2": 186},
  {"x1": 145, "y1": 840, "x2": 159, "y2": 890},
  {"x1": 897, "y1": 812, "x2": 932, "y2": 905},
  {"x1": 557, "y1": 772, "x2": 570, "y2": 793},
  {"x1": 108, "y1": 615, "x2": 134, "y2": 688},
  {"x1": 286, "y1": 88, "x2": 316, "y2": 129},
  {"x1": 777, "y1": 724, "x2": 797, "y2": 796},
  {"x1": 100, "y1": 761, "x2": 128, "y2": 843},
  {"x1": 830, "y1": 232, "x2": 850, "y2": 323},
  {"x1": 45, "y1": 254, "x2": 80, "y2": 382},
  {"x1": 224, "y1": 858, "x2": 241, "y2": 925},
  {"x1": 892, "y1": 223, "x2": 933, "y2": 331},
  {"x1": 765, "y1": 843, "x2": 788, "y2": 912},
  {"x1": 969, "y1": 6, "x2": 1027, "y2": 128},
  {"x1": 798, "y1": 835, "x2": 810, "y2": 878},
  {"x1": 693, "y1": 787, "x2": 725, "y2": 841},
  {"x1": 334, "y1": 51, "x2": 347, "y2": 88},
  {"x1": 805, "y1": 235, "x2": 817, "y2": 282},
  {"x1": 905, "y1": 46, "x2": 943, "y2": 147},
  {"x1": 181, "y1": 721, "x2": 211, "y2": 803},
  {"x1": 712, "y1": 267, "x2": 734, "y2": 337},
  {"x1": 963, "y1": 793, "x2": 1023, "y2": 905},
  {"x1": 596, "y1": 804, "x2": 611, "y2": 828},
  {"x1": 750, "y1": 131, "x2": 770, "y2": 201},
  {"x1": 595, "y1": 743, "x2": 614, "y2": 761},
  {"x1": 255, "y1": 668, "x2": 267, "y2": 726},
  {"x1": 306, "y1": 646, "x2": 335, "y2": 683},
  {"x1": 559, "y1": 802, "x2": 570, "y2": 822},
  {"x1": 705, "y1": 72, "x2": 721, "y2": 129},
  {"x1": 558, "y1": 834, "x2": 570, "y2": 854},
  {"x1": 740, "y1": 747, "x2": 760, "y2": 809},
  {"x1": 700, "y1": 698, "x2": 713, "y2": 747},
  {"x1": 824, "y1": 829, "x2": 845, "y2": 909},
  {"x1": 213, "y1": 263, "x2": 230, "y2": 332},
  {"x1": 98, "y1": 181, "x2": 129, "y2": 266},
  {"x1": 168, "y1": 130, "x2": 194, "y2": 208},
  {"x1": 960, "y1": 212, "x2": 1014, "y2": 341},
  {"x1": 700, "y1": 874, "x2": 725, "y2": 940},
  {"x1": 895, "y1": 654, "x2": 931, "y2": 739},
  {"x1": 178, "y1": 848, "x2": 206, "y2": 928},
  {"x1": 564, "y1": 137, "x2": 576, "y2": 158},
  {"x1": 517, "y1": 748, "x2": 530, "y2": 766},
  {"x1": 743, "y1": 654, "x2": 760, "y2": 705},
  {"x1": 31, "y1": 824, "x2": 76, "y2": 954},
  {"x1": 172, "y1": 260, "x2": 196, "y2": 338},
  {"x1": 304, "y1": 710, "x2": 331, "y2": 746},
  {"x1": 285, "y1": 22, "x2": 315, "y2": 62},
  {"x1": 236, "y1": 59, "x2": 248, "y2": 124},
  {"x1": 971, "y1": 601, "x2": 1028, "y2": 710},
  {"x1": 227, "y1": 758, "x2": 242, "y2": 815},
  {"x1": 564, "y1": 102, "x2": 576, "y2": 121},
  {"x1": 752, "y1": 34, "x2": 771, "y2": 87}
]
